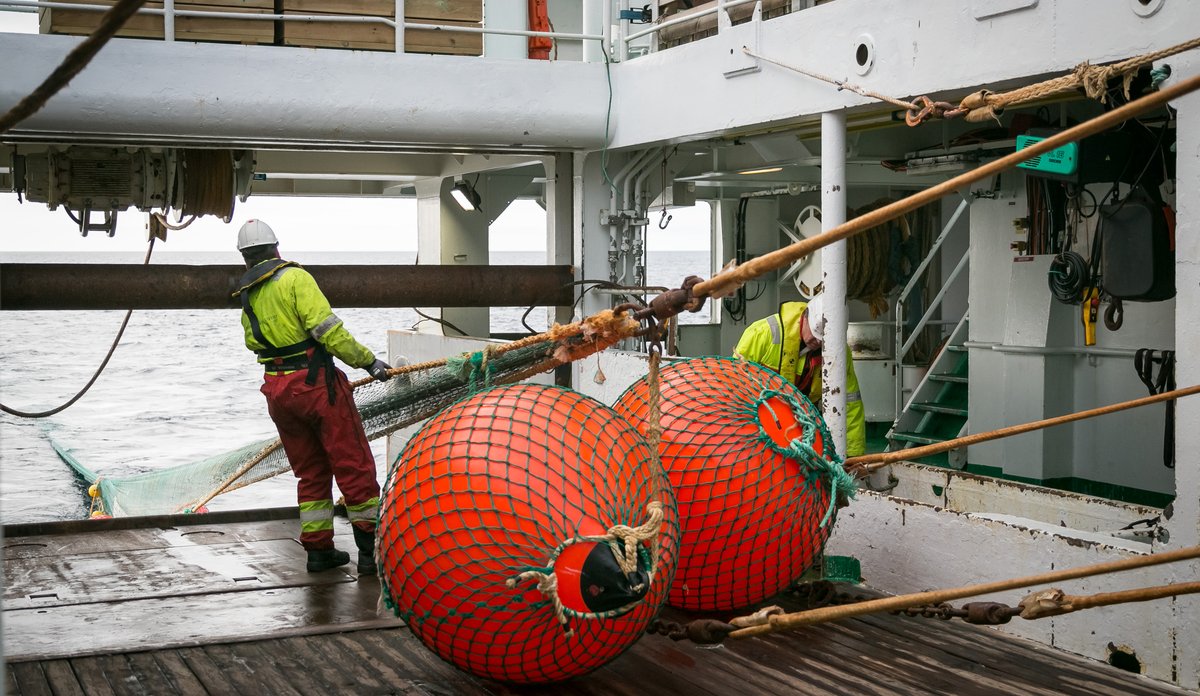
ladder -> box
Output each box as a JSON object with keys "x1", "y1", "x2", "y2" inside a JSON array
[{"x1": 888, "y1": 313, "x2": 970, "y2": 466}]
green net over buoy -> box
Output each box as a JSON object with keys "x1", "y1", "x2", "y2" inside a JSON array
[
  {"x1": 613, "y1": 356, "x2": 855, "y2": 611},
  {"x1": 377, "y1": 384, "x2": 679, "y2": 684}
]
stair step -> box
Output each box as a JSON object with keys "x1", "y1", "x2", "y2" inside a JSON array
[
  {"x1": 929, "y1": 374, "x2": 969, "y2": 384},
  {"x1": 889, "y1": 431, "x2": 944, "y2": 446},
  {"x1": 911, "y1": 403, "x2": 969, "y2": 417}
]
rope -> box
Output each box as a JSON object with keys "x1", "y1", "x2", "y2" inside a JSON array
[
  {"x1": 0, "y1": 236, "x2": 156, "y2": 418},
  {"x1": 744, "y1": 36, "x2": 1200, "y2": 126},
  {"x1": 1018, "y1": 582, "x2": 1200, "y2": 620},
  {"x1": 956, "y1": 35, "x2": 1200, "y2": 123},
  {"x1": 505, "y1": 501, "x2": 666, "y2": 635},
  {"x1": 845, "y1": 384, "x2": 1200, "y2": 475},
  {"x1": 741, "y1": 47, "x2": 919, "y2": 111},
  {"x1": 0, "y1": 0, "x2": 149, "y2": 134},
  {"x1": 691, "y1": 71, "x2": 1200, "y2": 301},
  {"x1": 726, "y1": 544, "x2": 1200, "y2": 640}
]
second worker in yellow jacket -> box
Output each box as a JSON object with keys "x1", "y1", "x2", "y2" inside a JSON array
[{"x1": 733, "y1": 294, "x2": 867, "y2": 457}]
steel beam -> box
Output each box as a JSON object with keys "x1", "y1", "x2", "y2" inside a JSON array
[{"x1": 0, "y1": 264, "x2": 574, "y2": 310}]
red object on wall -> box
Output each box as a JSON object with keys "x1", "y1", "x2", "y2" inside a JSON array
[{"x1": 529, "y1": 0, "x2": 552, "y2": 59}]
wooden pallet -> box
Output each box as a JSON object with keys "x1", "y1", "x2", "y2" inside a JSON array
[
  {"x1": 39, "y1": 0, "x2": 275, "y2": 45},
  {"x1": 281, "y1": 0, "x2": 482, "y2": 55}
]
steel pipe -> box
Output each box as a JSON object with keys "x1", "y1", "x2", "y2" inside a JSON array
[{"x1": 0, "y1": 264, "x2": 574, "y2": 310}]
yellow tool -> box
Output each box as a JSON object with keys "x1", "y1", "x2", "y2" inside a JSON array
[{"x1": 1082, "y1": 287, "x2": 1100, "y2": 346}]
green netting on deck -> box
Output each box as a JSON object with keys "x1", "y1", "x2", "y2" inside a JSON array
[{"x1": 60, "y1": 342, "x2": 558, "y2": 517}]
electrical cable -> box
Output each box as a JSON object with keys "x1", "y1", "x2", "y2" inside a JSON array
[
  {"x1": 722, "y1": 197, "x2": 750, "y2": 322},
  {"x1": 1, "y1": 236, "x2": 156, "y2": 418},
  {"x1": 1048, "y1": 250, "x2": 1088, "y2": 304}
]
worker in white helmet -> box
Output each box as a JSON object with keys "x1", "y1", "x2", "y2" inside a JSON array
[
  {"x1": 733, "y1": 293, "x2": 867, "y2": 456},
  {"x1": 232, "y1": 219, "x2": 391, "y2": 574}
]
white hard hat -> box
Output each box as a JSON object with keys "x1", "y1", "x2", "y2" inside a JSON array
[
  {"x1": 236, "y1": 219, "x2": 278, "y2": 250},
  {"x1": 805, "y1": 294, "x2": 826, "y2": 343}
]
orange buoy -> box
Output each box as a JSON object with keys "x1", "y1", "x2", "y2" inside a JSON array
[
  {"x1": 378, "y1": 384, "x2": 678, "y2": 684},
  {"x1": 612, "y1": 356, "x2": 854, "y2": 611}
]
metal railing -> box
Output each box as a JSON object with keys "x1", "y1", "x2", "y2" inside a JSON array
[
  {"x1": 893, "y1": 194, "x2": 971, "y2": 420},
  {"x1": 0, "y1": 0, "x2": 605, "y2": 55}
]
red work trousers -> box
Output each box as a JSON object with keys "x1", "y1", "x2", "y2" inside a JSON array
[{"x1": 261, "y1": 365, "x2": 379, "y2": 550}]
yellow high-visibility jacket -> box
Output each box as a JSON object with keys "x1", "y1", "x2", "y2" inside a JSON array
[
  {"x1": 734, "y1": 300, "x2": 866, "y2": 456},
  {"x1": 238, "y1": 260, "x2": 374, "y2": 369}
]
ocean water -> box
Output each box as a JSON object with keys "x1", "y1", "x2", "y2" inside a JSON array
[{"x1": 0, "y1": 250, "x2": 711, "y2": 524}]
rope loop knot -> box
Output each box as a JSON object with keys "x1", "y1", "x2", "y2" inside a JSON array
[{"x1": 505, "y1": 501, "x2": 666, "y2": 636}]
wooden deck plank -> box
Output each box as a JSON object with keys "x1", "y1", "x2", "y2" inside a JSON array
[
  {"x1": 8, "y1": 662, "x2": 52, "y2": 696},
  {"x1": 225, "y1": 641, "x2": 306, "y2": 696},
  {"x1": 715, "y1": 639, "x2": 878, "y2": 696},
  {"x1": 4, "y1": 664, "x2": 17, "y2": 696},
  {"x1": 230, "y1": 643, "x2": 345, "y2": 696},
  {"x1": 357, "y1": 628, "x2": 499, "y2": 695},
  {"x1": 38, "y1": 660, "x2": 85, "y2": 696},
  {"x1": 147, "y1": 651, "x2": 207, "y2": 696},
  {"x1": 202, "y1": 642, "x2": 301, "y2": 696},
  {"x1": 300, "y1": 633, "x2": 395, "y2": 693},
  {"x1": 265, "y1": 637, "x2": 351, "y2": 693},
  {"x1": 855, "y1": 612, "x2": 1177, "y2": 696},
  {"x1": 93, "y1": 653, "x2": 154, "y2": 696},
  {"x1": 817, "y1": 618, "x2": 1048, "y2": 695},
  {"x1": 174, "y1": 646, "x2": 239, "y2": 696},
  {"x1": 724, "y1": 630, "x2": 921, "y2": 695},
  {"x1": 63, "y1": 656, "x2": 116, "y2": 696}
]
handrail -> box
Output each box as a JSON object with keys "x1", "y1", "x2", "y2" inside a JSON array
[
  {"x1": 963, "y1": 341, "x2": 1143, "y2": 359},
  {"x1": 892, "y1": 194, "x2": 971, "y2": 424},
  {"x1": 0, "y1": 0, "x2": 604, "y2": 56},
  {"x1": 900, "y1": 249, "x2": 967, "y2": 359},
  {"x1": 625, "y1": 0, "x2": 760, "y2": 43}
]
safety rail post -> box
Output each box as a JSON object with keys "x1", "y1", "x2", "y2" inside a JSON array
[
  {"x1": 822, "y1": 109, "x2": 849, "y2": 457},
  {"x1": 394, "y1": 0, "x2": 404, "y2": 53},
  {"x1": 163, "y1": 0, "x2": 173, "y2": 41}
]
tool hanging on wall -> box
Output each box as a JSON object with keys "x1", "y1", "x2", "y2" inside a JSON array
[
  {"x1": 1081, "y1": 287, "x2": 1100, "y2": 346},
  {"x1": 1135, "y1": 349, "x2": 1176, "y2": 469}
]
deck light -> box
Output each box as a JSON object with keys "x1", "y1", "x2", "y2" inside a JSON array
[
  {"x1": 737, "y1": 166, "x2": 784, "y2": 175},
  {"x1": 451, "y1": 179, "x2": 482, "y2": 211}
]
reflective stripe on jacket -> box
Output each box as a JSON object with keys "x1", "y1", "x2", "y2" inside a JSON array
[
  {"x1": 240, "y1": 261, "x2": 374, "y2": 369},
  {"x1": 734, "y1": 300, "x2": 867, "y2": 456}
]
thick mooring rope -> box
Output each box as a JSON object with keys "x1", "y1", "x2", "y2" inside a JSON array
[
  {"x1": 724, "y1": 544, "x2": 1200, "y2": 641},
  {"x1": 957, "y1": 35, "x2": 1200, "y2": 123},
  {"x1": 744, "y1": 35, "x2": 1200, "y2": 127}
]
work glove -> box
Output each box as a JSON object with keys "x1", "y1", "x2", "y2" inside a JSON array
[{"x1": 368, "y1": 358, "x2": 392, "y2": 382}]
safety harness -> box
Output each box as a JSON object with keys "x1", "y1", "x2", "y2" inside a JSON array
[{"x1": 233, "y1": 259, "x2": 337, "y2": 404}]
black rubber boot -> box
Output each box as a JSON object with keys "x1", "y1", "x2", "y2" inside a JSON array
[
  {"x1": 306, "y1": 548, "x2": 350, "y2": 572},
  {"x1": 353, "y1": 527, "x2": 377, "y2": 576}
]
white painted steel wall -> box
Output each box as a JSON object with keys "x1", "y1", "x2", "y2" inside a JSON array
[
  {"x1": 611, "y1": 0, "x2": 1200, "y2": 149},
  {"x1": 0, "y1": 34, "x2": 608, "y2": 148},
  {"x1": 966, "y1": 188, "x2": 1176, "y2": 495}
]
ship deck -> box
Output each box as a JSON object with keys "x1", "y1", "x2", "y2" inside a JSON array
[{"x1": 3, "y1": 508, "x2": 1188, "y2": 696}]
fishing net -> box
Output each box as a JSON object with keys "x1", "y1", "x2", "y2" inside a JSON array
[
  {"x1": 64, "y1": 309, "x2": 642, "y2": 517},
  {"x1": 612, "y1": 356, "x2": 856, "y2": 611},
  {"x1": 378, "y1": 384, "x2": 679, "y2": 684}
]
